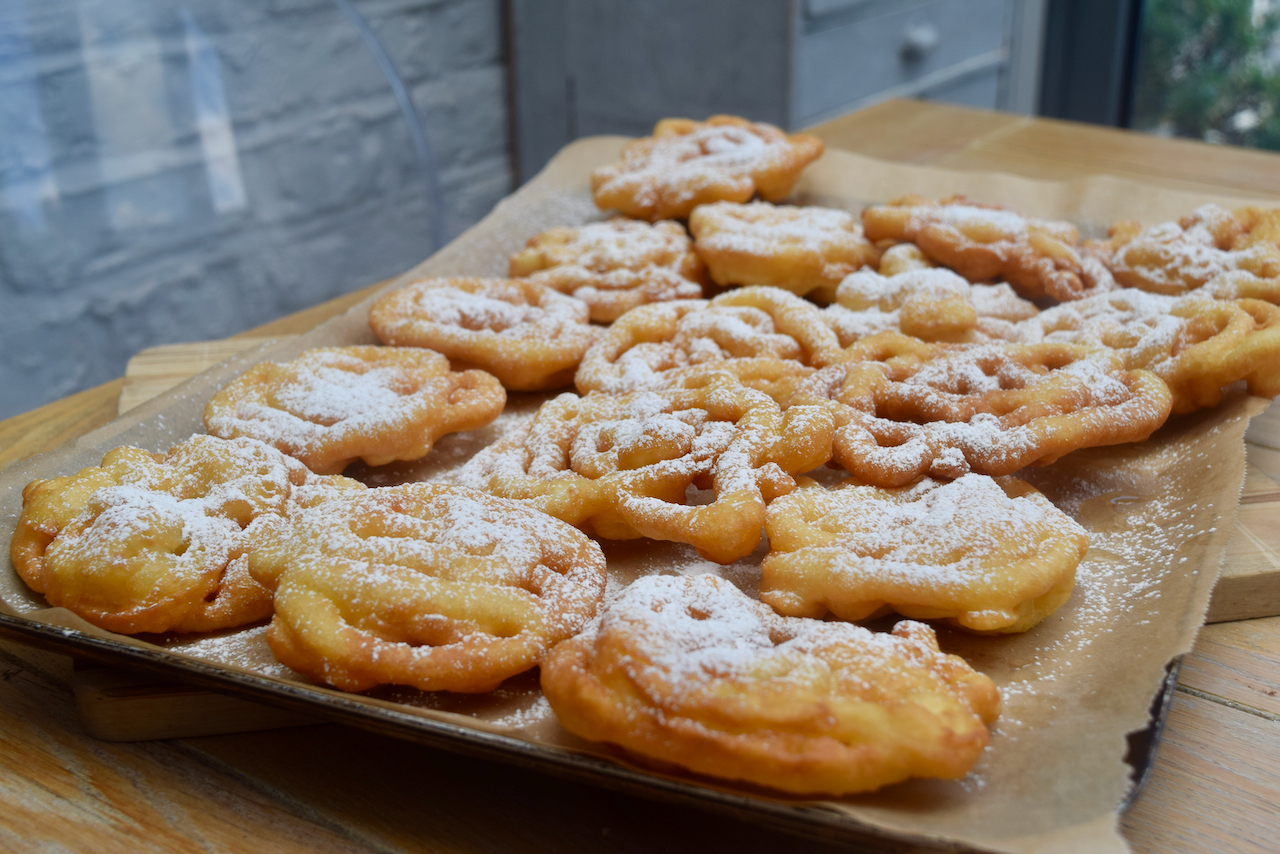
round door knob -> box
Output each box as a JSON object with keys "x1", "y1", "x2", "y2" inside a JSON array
[{"x1": 901, "y1": 23, "x2": 940, "y2": 61}]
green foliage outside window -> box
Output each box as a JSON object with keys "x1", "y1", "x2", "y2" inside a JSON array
[{"x1": 1133, "y1": 0, "x2": 1280, "y2": 149}]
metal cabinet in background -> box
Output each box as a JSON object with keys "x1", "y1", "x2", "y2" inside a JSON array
[{"x1": 507, "y1": 0, "x2": 1046, "y2": 182}]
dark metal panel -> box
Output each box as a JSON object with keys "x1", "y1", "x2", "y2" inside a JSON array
[
  {"x1": 1037, "y1": 0, "x2": 1142, "y2": 126},
  {"x1": 506, "y1": 0, "x2": 572, "y2": 185},
  {"x1": 507, "y1": 0, "x2": 792, "y2": 184},
  {"x1": 565, "y1": 0, "x2": 792, "y2": 138}
]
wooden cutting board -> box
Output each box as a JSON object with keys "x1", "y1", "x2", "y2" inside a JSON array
[{"x1": 68, "y1": 337, "x2": 1280, "y2": 742}]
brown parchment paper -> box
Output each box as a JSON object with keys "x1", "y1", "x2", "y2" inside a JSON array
[{"x1": 1, "y1": 138, "x2": 1274, "y2": 854}]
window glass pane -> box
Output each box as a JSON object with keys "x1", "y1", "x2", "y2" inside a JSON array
[
  {"x1": 1132, "y1": 0, "x2": 1280, "y2": 148},
  {"x1": 0, "y1": 0, "x2": 508, "y2": 420}
]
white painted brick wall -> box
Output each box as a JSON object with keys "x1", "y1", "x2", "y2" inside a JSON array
[{"x1": 0, "y1": 0, "x2": 511, "y2": 420}]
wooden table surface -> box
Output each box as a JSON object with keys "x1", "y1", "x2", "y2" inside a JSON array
[{"x1": 3, "y1": 99, "x2": 1279, "y2": 853}]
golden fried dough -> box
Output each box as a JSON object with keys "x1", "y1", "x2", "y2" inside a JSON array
[
  {"x1": 540, "y1": 573, "x2": 1000, "y2": 795},
  {"x1": 204, "y1": 346, "x2": 505, "y2": 475},
  {"x1": 1086, "y1": 203, "x2": 1280, "y2": 297},
  {"x1": 367, "y1": 277, "x2": 598, "y2": 391},
  {"x1": 1157, "y1": 296, "x2": 1280, "y2": 407},
  {"x1": 1229, "y1": 205, "x2": 1280, "y2": 249},
  {"x1": 835, "y1": 267, "x2": 978, "y2": 342},
  {"x1": 688, "y1": 201, "x2": 879, "y2": 301},
  {"x1": 761, "y1": 474, "x2": 1086, "y2": 633},
  {"x1": 591, "y1": 115, "x2": 824, "y2": 221},
  {"x1": 793, "y1": 334, "x2": 1173, "y2": 486},
  {"x1": 822, "y1": 266, "x2": 1040, "y2": 347},
  {"x1": 247, "y1": 483, "x2": 606, "y2": 693},
  {"x1": 863, "y1": 195, "x2": 1113, "y2": 301},
  {"x1": 10, "y1": 435, "x2": 357, "y2": 635},
  {"x1": 1199, "y1": 268, "x2": 1280, "y2": 304},
  {"x1": 459, "y1": 376, "x2": 834, "y2": 564},
  {"x1": 574, "y1": 286, "x2": 841, "y2": 403},
  {"x1": 1019, "y1": 290, "x2": 1280, "y2": 412},
  {"x1": 509, "y1": 217, "x2": 706, "y2": 321},
  {"x1": 877, "y1": 242, "x2": 935, "y2": 275}
]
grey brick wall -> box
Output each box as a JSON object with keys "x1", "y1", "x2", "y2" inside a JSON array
[{"x1": 0, "y1": 0, "x2": 511, "y2": 420}]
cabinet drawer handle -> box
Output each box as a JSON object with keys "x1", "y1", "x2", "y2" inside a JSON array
[{"x1": 901, "y1": 23, "x2": 940, "y2": 60}]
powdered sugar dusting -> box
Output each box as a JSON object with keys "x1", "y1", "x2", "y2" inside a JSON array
[
  {"x1": 1106, "y1": 204, "x2": 1261, "y2": 292},
  {"x1": 178, "y1": 624, "x2": 299, "y2": 679},
  {"x1": 910, "y1": 204, "x2": 1031, "y2": 237},
  {"x1": 518, "y1": 218, "x2": 694, "y2": 272},
  {"x1": 408, "y1": 284, "x2": 577, "y2": 334},
  {"x1": 694, "y1": 201, "x2": 864, "y2": 255},
  {"x1": 1015, "y1": 290, "x2": 1184, "y2": 367},
  {"x1": 838, "y1": 268, "x2": 971, "y2": 311},
  {"x1": 76, "y1": 484, "x2": 238, "y2": 565},
  {"x1": 612, "y1": 125, "x2": 771, "y2": 207},
  {"x1": 814, "y1": 475, "x2": 1082, "y2": 589}
]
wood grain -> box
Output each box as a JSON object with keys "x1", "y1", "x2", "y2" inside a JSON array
[
  {"x1": 1120, "y1": 691, "x2": 1280, "y2": 854},
  {"x1": 1176, "y1": 617, "x2": 1280, "y2": 716},
  {"x1": 0, "y1": 380, "x2": 123, "y2": 473},
  {"x1": 181, "y1": 725, "x2": 865, "y2": 854},
  {"x1": 115, "y1": 337, "x2": 280, "y2": 415},
  {"x1": 803, "y1": 100, "x2": 1029, "y2": 165},
  {"x1": 0, "y1": 657, "x2": 370, "y2": 854},
  {"x1": 1210, "y1": 428, "x2": 1280, "y2": 624},
  {"x1": 1209, "y1": 501, "x2": 1280, "y2": 623},
  {"x1": 812, "y1": 100, "x2": 1280, "y2": 198}
]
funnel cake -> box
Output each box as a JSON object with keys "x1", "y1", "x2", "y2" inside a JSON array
[
  {"x1": 1020, "y1": 290, "x2": 1280, "y2": 412},
  {"x1": 761, "y1": 474, "x2": 1087, "y2": 634},
  {"x1": 459, "y1": 376, "x2": 834, "y2": 564},
  {"x1": 9, "y1": 435, "x2": 356, "y2": 635},
  {"x1": 1086, "y1": 204, "x2": 1280, "y2": 298},
  {"x1": 862, "y1": 195, "x2": 1113, "y2": 301},
  {"x1": 688, "y1": 201, "x2": 879, "y2": 301},
  {"x1": 574, "y1": 286, "x2": 841, "y2": 403},
  {"x1": 794, "y1": 334, "x2": 1173, "y2": 487},
  {"x1": 204, "y1": 346, "x2": 506, "y2": 475},
  {"x1": 508, "y1": 217, "x2": 706, "y2": 321},
  {"x1": 590, "y1": 115, "x2": 824, "y2": 221},
  {"x1": 877, "y1": 242, "x2": 936, "y2": 275},
  {"x1": 823, "y1": 266, "x2": 1039, "y2": 347},
  {"x1": 835, "y1": 267, "x2": 973, "y2": 343},
  {"x1": 247, "y1": 483, "x2": 607, "y2": 693},
  {"x1": 873, "y1": 246, "x2": 1041, "y2": 334},
  {"x1": 540, "y1": 573, "x2": 1000, "y2": 795},
  {"x1": 1198, "y1": 268, "x2": 1280, "y2": 304},
  {"x1": 368, "y1": 277, "x2": 598, "y2": 391}
]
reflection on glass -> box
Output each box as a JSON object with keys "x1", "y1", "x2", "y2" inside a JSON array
[
  {"x1": 183, "y1": 10, "x2": 246, "y2": 215},
  {"x1": 0, "y1": 0, "x2": 468, "y2": 420},
  {"x1": 1133, "y1": 0, "x2": 1280, "y2": 149},
  {"x1": 0, "y1": 6, "x2": 58, "y2": 233}
]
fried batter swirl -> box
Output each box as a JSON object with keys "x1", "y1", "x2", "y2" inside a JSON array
[
  {"x1": 460, "y1": 376, "x2": 834, "y2": 564},
  {"x1": 794, "y1": 334, "x2": 1173, "y2": 486},
  {"x1": 248, "y1": 483, "x2": 606, "y2": 693},
  {"x1": 205, "y1": 346, "x2": 505, "y2": 474},
  {"x1": 762, "y1": 474, "x2": 1087, "y2": 633},
  {"x1": 11, "y1": 435, "x2": 356, "y2": 634},
  {"x1": 591, "y1": 115, "x2": 824, "y2": 221},
  {"x1": 368, "y1": 277, "x2": 598, "y2": 391},
  {"x1": 541, "y1": 574, "x2": 1000, "y2": 795},
  {"x1": 509, "y1": 218, "x2": 706, "y2": 321}
]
